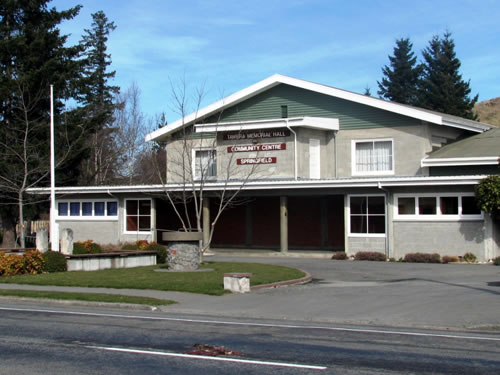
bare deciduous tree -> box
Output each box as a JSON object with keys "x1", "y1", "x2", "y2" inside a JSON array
[{"x1": 152, "y1": 78, "x2": 262, "y2": 254}]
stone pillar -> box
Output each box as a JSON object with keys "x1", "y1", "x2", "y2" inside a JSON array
[
  {"x1": 280, "y1": 196, "x2": 288, "y2": 253},
  {"x1": 202, "y1": 197, "x2": 210, "y2": 249},
  {"x1": 36, "y1": 228, "x2": 49, "y2": 253},
  {"x1": 60, "y1": 228, "x2": 74, "y2": 255}
]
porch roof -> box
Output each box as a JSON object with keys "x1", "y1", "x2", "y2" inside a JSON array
[{"x1": 28, "y1": 175, "x2": 487, "y2": 196}]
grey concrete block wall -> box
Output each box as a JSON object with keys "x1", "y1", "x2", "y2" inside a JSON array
[
  {"x1": 393, "y1": 221, "x2": 486, "y2": 261},
  {"x1": 57, "y1": 221, "x2": 121, "y2": 245},
  {"x1": 347, "y1": 237, "x2": 386, "y2": 255},
  {"x1": 335, "y1": 125, "x2": 432, "y2": 178}
]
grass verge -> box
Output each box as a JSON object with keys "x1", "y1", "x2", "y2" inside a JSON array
[
  {"x1": 0, "y1": 289, "x2": 176, "y2": 306},
  {"x1": 0, "y1": 261, "x2": 306, "y2": 296}
]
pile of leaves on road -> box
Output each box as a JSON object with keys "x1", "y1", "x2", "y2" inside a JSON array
[{"x1": 187, "y1": 344, "x2": 244, "y2": 357}]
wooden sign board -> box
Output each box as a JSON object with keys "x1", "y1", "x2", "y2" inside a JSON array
[
  {"x1": 223, "y1": 129, "x2": 290, "y2": 141},
  {"x1": 227, "y1": 143, "x2": 286, "y2": 153},
  {"x1": 237, "y1": 157, "x2": 277, "y2": 165}
]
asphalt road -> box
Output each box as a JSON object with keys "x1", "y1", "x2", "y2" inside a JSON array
[{"x1": 1, "y1": 302, "x2": 500, "y2": 374}]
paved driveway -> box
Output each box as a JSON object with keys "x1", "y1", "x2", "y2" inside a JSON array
[
  {"x1": 168, "y1": 255, "x2": 500, "y2": 330},
  {"x1": 2, "y1": 255, "x2": 499, "y2": 330}
]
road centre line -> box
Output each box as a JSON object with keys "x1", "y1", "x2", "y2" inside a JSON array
[
  {"x1": 2, "y1": 306, "x2": 500, "y2": 343},
  {"x1": 86, "y1": 345, "x2": 327, "y2": 370}
]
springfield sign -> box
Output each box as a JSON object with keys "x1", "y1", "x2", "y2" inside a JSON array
[
  {"x1": 237, "y1": 157, "x2": 277, "y2": 165},
  {"x1": 223, "y1": 129, "x2": 290, "y2": 141},
  {"x1": 228, "y1": 143, "x2": 286, "y2": 153}
]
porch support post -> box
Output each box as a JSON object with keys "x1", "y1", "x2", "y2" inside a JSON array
[
  {"x1": 280, "y1": 196, "x2": 288, "y2": 253},
  {"x1": 202, "y1": 197, "x2": 210, "y2": 249}
]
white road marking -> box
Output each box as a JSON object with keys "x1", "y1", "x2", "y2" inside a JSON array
[
  {"x1": 86, "y1": 345, "x2": 327, "y2": 370},
  {"x1": 2, "y1": 306, "x2": 500, "y2": 342}
]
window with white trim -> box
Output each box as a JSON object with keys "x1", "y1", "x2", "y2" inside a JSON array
[
  {"x1": 353, "y1": 139, "x2": 393, "y2": 175},
  {"x1": 193, "y1": 149, "x2": 216, "y2": 179},
  {"x1": 125, "y1": 199, "x2": 151, "y2": 232},
  {"x1": 395, "y1": 194, "x2": 482, "y2": 220},
  {"x1": 349, "y1": 195, "x2": 386, "y2": 235},
  {"x1": 57, "y1": 200, "x2": 118, "y2": 220}
]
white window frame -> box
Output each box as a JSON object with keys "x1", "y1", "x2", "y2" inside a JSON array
[
  {"x1": 56, "y1": 199, "x2": 118, "y2": 221},
  {"x1": 352, "y1": 138, "x2": 394, "y2": 176},
  {"x1": 394, "y1": 193, "x2": 483, "y2": 221},
  {"x1": 192, "y1": 148, "x2": 217, "y2": 180},
  {"x1": 124, "y1": 198, "x2": 153, "y2": 234},
  {"x1": 347, "y1": 194, "x2": 386, "y2": 238}
]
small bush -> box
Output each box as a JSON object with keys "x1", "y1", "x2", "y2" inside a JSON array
[
  {"x1": 22, "y1": 250, "x2": 45, "y2": 274},
  {"x1": 42, "y1": 251, "x2": 67, "y2": 273},
  {"x1": 136, "y1": 240, "x2": 149, "y2": 250},
  {"x1": 493, "y1": 256, "x2": 500, "y2": 266},
  {"x1": 146, "y1": 243, "x2": 167, "y2": 264},
  {"x1": 0, "y1": 250, "x2": 45, "y2": 276},
  {"x1": 403, "y1": 253, "x2": 441, "y2": 263},
  {"x1": 121, "y1": 243, "x2": 138, "y2": 250},
  {"x1": 0, "y1": 252, "x2": 24, "y2": 277},
  {"x1": 354, "y1": 251, "x2": 386, "y2": 261},
  {"x1": 331, "y1": 252, "x2": 348, "y2": 260},
  {"x1": 442, "y1": 255, "x2": 459, "y2": 264},
  {"x1": 73, "y1": 240, "x2": 102, "y2": 255},
  {"x1": 463, "y1": 252, "x2": 477, "y2": 263}
]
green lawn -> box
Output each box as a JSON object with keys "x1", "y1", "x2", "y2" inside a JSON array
[
  {"x1": 0, "y1": 289, "x2": 176, "y2": 306},
  {"x1": 0, "y1": 262, "x2": 305, "y2": 296}
]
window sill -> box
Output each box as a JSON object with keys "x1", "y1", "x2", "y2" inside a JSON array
[
  {"x1": 348, "y1": 233, "x2": 386, "y2": 238},
  {"x1": 57, "y1": 216, "x2": 118, "y2": 221}
]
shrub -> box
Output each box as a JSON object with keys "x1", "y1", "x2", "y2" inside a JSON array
[
  {"x1": 0, "y1": 252, "x2": 24, "y2": 277},
  {"x1": 22, "y1": 250, "x2": 45, "y2": 274},
  {"x1": 121, "y1": 243, "x2": 138, "y2": 250},
  {"x1": 136, "y1": 240, "x2": 149, "y2": 250},
  {"x1": 73, "y1": 240, "x2": 102, "y2": 255},
  {"x1": 475, "y1": 175, "x2": 500, "y2": 219},
  {"x1": 442, "y1": 255, "x2": 459, "y2": 264},
  {"x1": 354, "y1": 251, "x2": 386, "y2": 261},
  {"x1": 331, "y1": 252, "x2": 348, "y2": 260},
  {"x1": 42, "y1": 251, "x2": 67, "y2": 273},
  {"x1": 403, "y1": 253, "x2": 441, "y2": 263},
  {"x1": 463, "y1": 252, "x2": 477, "y2": 264},
  {"x1": 493, "y1": 257, "x2": 500, "y2": 266},
  {"x1": 146, "y1": 243, "x2": 168, "y2": 264},
  {"x1": 0, "y1": 250, "x2": 44, "y2": 276}
]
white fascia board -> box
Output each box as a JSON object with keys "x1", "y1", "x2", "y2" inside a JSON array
[
  {"x1": 28, "y1": 175, "x2": 486, "y2": 196},
  {"x1": 421, "y1": 156, "x2": 500, "y2": 167},
  {"x1": 195, "y1": 116, "x2": 339, "y2": 133},
  {"x1": 441, "y1": 118, "x2": 490, "y2": 133},
  {"x1": 145, "y1": 75, "x2": 283, "y2": 142},
  {"x1": 146, "y1": 74, "x2": 490, "y2": 141}
]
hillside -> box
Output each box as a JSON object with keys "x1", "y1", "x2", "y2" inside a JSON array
[{"x1": 475, "y1": 97, "x2": 500, "y2": 127}]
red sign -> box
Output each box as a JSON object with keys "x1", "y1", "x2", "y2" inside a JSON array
[
  {"x1": 223, "y1": 129, "x2": 290, "y2": 141},
  {"x1": 237, "y1": 157, "x2": 277, "y2": 165},
  {"x1": 227, "y1": 143, "x2": 286, "y2": 153}
]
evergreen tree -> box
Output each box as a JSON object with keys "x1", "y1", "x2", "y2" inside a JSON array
[
  {"x1": 418, "y1": 32, "x2": 478, "y2": 119},
  {"x1": 0, "y1": 1, "x2": 88, "y2": 247},
  {"x1": 78, "y1": 10, "x2": 120, "y2": 185},
  {"x1": 377, "y1": 38, "x2": 422, "y2": 105}
]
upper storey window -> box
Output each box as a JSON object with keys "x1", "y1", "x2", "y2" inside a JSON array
[
  {"x1": 194, "y1": 149, "x2": 217, "y2": 180},
  {"x1": 352, "y1": 139, "x2": 393, "y2": 175}
]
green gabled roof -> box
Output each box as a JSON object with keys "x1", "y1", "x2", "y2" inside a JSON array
[
  {"x1": 146, "y1": 74, "x2": 492, "y2": 142},
  {"x1": 428, "y1": 128, "x2": 500, "y2": 159},
  {"x1": 421, "y1": 128, "x2": 500, "y2": 168}
]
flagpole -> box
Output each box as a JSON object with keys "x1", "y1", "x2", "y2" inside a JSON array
[{"x1": 50, "y1": 84, "x2": 59, "y2": 251}]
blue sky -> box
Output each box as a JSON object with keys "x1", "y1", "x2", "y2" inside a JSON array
[{"x1": 51, "y1": 0, "x2": 500, "y2": 123}]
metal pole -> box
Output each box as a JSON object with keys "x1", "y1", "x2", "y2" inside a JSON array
[{"x1": 49, "y1": 85, "x2": 59, "y2": 251}]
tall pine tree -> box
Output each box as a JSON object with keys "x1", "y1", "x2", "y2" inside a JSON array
[
  {"x1": 0, "y1": 1, "x2": 89, "y2": 247},
  {"x1": 377, "y1": 38, "x2": 422, "y2": 105},
  {"x1": 78, "y1": 10, "x2": 120, "y2": 185},
  {"x1": 418, "y1": 32, "x2": 478, "y2": 119}
]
